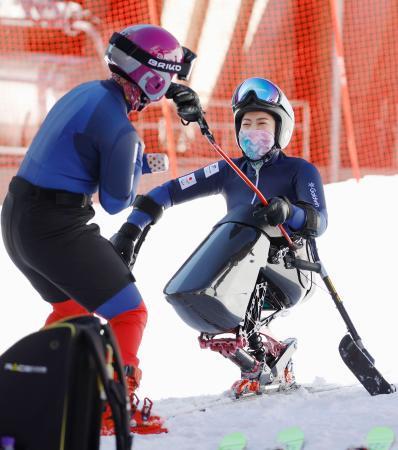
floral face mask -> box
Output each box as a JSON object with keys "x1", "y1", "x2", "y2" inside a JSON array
[{"x1": 238, "y1": 129, "x2": 275, "y2": 161}]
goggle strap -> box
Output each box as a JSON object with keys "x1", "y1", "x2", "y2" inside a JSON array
[
  {"x1": 233, "y1": 91, "x2": 275, "y2": 111},
  {"x1": 109, "y1": 33, "x2": 193, "y2": 78}
]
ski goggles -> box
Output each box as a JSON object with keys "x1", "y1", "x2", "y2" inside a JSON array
[
  {"x1": 109, "y1": 33, "x2": 196, "y2": 81},
  {"x1": 232, "y1": 78, "x2": 281, "y2": 109}
]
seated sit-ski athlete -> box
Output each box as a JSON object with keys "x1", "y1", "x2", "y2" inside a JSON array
[{"x1": 110, "y1": 77, "x2": 328, "y2": 395}]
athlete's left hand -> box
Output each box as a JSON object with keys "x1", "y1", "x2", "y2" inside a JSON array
[
  {"x1": 166, "y1": 82, "x2": 204, "y2": 123},
  {"x1": 254, "y1": 197, "x2": 293, "y2": 226},
  {"x1": 110, "y1": 222, "x2": 141, "y2": 269}
]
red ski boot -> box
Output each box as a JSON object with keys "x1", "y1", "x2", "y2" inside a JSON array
[
  {"x1": 129, "y1": 394, "x2": 167, "y2": 435},
  {"x1": 101, "y1": 365, "x2": 167, "y2": 436}
]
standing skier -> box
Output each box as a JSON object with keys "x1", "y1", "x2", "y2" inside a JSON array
[
  {"x1": 110, "y1": 77, "x2": 328, "y2": 390},
  {"x1": 1, "y1": 24, "x2": 198, "y2": 435}
]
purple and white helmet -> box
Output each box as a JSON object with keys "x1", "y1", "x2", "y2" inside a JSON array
[{"x1": 105, "y1": 24, "x2": 195, "y2": 103}]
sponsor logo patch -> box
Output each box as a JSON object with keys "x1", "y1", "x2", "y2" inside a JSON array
[
  {"x1": 4, "y1": 362, "x2": 48, "y2": 374},
  {"x1": 308, "y1": 182, "x2": 320, "y2": 208},
  {"x1": 148, "y1": 59, "x2": 182, "y2": 72},
  {"x1": 178, "y1": 173, "x2": 197, "y2": 190},
  {"x1": 204, "y1": 162, "x2": 219, "y2": 178}
]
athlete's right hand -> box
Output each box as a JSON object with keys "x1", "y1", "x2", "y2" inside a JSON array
[
  {"x1": 110, "y1": 222, "x2": 141, "y2": 269},
  {"x1": 165, "y1": 82, "x2": 204, "y2": 123},
  {"x1": 253, "y1": 197, "x2": 293, "y2": 226}
]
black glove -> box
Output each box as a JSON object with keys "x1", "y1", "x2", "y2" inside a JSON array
[
  {"x1": 253, "y1": 197, "x2": 293, "y2": 227},
  {"x1": 110, "y1": 222, "x2": 141, "y2": 268},
  {"x1": 165, "y1": 82, "x2": 204, "y2": 123}
]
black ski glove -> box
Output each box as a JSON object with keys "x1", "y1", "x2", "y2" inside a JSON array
[
  {"x1": 253, "y1": 197, "x2": 293, "y2": 227},
  {"x1": 165, "y1": 82, "x2": 204, "y2": 123},
  {"x1": 110, "y1": 222, "x2": 141, "y2": 269}
]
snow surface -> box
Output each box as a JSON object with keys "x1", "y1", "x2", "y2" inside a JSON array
[{"x1": 1, "y1": 175, "x2": 398, "y2": 449}]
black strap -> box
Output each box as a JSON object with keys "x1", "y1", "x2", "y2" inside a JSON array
[
  {"x1": 83, "y1": 324, "x2": 131, "y2": 450},
  {"x1": 9, "y1": 176, "x2": 92, "y2": 208},
  {"x1": 296, "y1": 201, "x2": 321, "y2": 237},
  {"x1": 133, "y1": 194, "x2": 163, "y2": 224},
  {"x1": 63, "y1": 317, "x2": 132, "y2": 450}
]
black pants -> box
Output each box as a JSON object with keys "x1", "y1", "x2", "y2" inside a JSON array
[{"x1": 1, "y1": 177, "x2": 134, "y2": 311}]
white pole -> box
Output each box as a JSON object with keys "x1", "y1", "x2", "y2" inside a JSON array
[{"x1": 330, "y1": 0, "x2": 344, "y2": 182}]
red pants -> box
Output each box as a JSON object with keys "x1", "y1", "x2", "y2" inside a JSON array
[{"x1": 45, "y1": 299, "x2": 147, "y2": 368}]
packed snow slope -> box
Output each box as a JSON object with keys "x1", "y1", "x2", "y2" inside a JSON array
[
  {"x1": 105, "y1": 384, "x2": 397, "y2": 450},
  {"x1": 1, "y1": 175, "x2": 398, "y2": 449}
]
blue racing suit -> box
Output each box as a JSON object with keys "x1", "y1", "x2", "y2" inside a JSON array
[
  {"x1": 127, "y1": 152, "x2": 328, "y2": 236},
  {"x1": 18, "y1": 79, "x2": 151, "y2": 215},
  {"x1": 11, "y1": 79, "x2": 157, "y2": 321}
]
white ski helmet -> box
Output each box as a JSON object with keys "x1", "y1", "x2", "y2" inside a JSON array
[{"x1": 232, "y1": 77, "x2": 295, "y2": 150}]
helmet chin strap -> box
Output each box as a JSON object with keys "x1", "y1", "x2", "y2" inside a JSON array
[{"x1": 111, "y1": 73, "x2": 149, "y2": 111}]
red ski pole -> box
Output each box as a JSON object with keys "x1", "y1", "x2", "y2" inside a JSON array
[{"x1": 197, "y1": 117, "x2": 296, "y2": 249}]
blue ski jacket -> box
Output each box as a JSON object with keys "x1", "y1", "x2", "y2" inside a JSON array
[
  {"x1": 17, "y1": 79, "x2": 153, "y2": 215},
  {"x1": 127, "y1": 151, "x2": 328, "y2": 236}
]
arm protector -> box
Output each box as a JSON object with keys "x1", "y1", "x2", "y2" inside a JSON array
[{"x1": 295, "y1": 201, "x2": 322, "y2": 237}]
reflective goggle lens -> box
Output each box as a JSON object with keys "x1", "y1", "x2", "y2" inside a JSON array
[{"x1": 233, "y1": 78, "x2": 280, "y2": 107}]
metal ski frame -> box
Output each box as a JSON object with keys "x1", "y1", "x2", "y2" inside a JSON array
[
  {"x1": 199, "y1": 279, "x2": 295, "y2": 397},
  {"x1": 196, "y1": 116, "x2": 396, "y2": 396},
  {"x1": 198, "y1": 281, "x2": 269, "y2": 376}
]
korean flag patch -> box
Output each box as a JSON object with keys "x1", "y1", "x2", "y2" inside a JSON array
[
  {"x1": 204, "y1": 162, "x2": 219, "y2": 178},
  {"x1": 178, "y1": 173, "x2": 197, "y2": 190}
]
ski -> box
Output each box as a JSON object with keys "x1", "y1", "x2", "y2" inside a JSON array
[
  {"x1": 347, "y1": 426, "x2": 395, "y2": 450},
  {"x1": 217, "y1": 431, "x2": 247, "y2": 450},
  {"x1": 339, "y1": 335, "x2": 396, "y2": 396},
  {"x1": 366, "y1": 426, "x2": 395, "y2": 450},
  {"x1": 167, "y1": 383, "x2": 358, "y2": 419},
  {"x1": 216, "y1": 427, "x2": 305, "y2": 450},
  {"x1": 214, "y1": 426, "x2": 394, "y2": 450},
  {"x1": 277, "y1": 426, "x2": 305, "y2": 450}
]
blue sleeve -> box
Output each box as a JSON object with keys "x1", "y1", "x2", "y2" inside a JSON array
[
  {"x1": 167, "y1": 160, "x2": 226, "y2": 204},
  {"x1": 286, "y1": 204, "x2": 306, "y2": 230},
  {"x1": 127, "y1": 160, "x2": 226, "y2": 229},
  {"x1": 287, "y1": 161, "x2": 328, "y2": 235},
  {"x1": 142, "y1": 154, "x2": 151, "y2": 174},
  {"x1": 99, "y1": 127, "x2": 143, "y2": 214}
]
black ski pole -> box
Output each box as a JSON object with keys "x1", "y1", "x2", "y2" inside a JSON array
[
  {"x1": 309, "y1": 238, "x2": 373, "y2": 361},
  {"x1": 129, "y1": 225, "x2": 151, "y2": 270},
  {"x1": 309, "y1": 238, "x2": 395, "y2": 395}
]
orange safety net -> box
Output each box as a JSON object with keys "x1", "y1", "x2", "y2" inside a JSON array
[{"x1": 0, "y1": 0, "x2": 397, "y2": 203}]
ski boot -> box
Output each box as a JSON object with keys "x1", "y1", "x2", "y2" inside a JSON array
[
  {"x1": 101, "y1": 365, "x2": 167, "y2": 436},
  {"x1": 231, "y1": 337, "x2": 298, "y2": 398}
]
